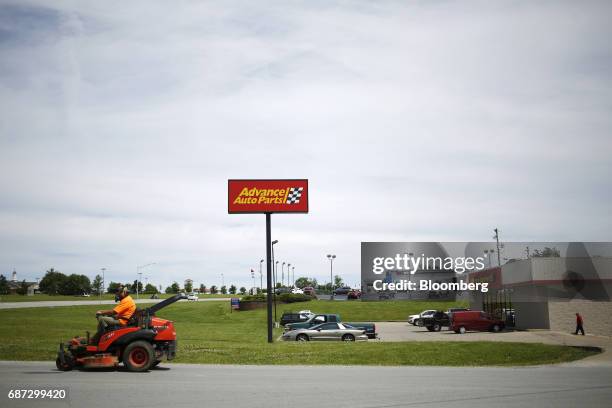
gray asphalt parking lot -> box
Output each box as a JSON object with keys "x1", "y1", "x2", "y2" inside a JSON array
[{"x1": 376, "y1": 322, "x2": 612, "y2": 365}]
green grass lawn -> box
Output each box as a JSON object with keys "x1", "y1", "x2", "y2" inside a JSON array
[
  {"x1": 0, "y1": 293, "x2": 233, "y2": 302},
  {"x1": 0, "y1": 300, "x2": 598, "y2": 366}
]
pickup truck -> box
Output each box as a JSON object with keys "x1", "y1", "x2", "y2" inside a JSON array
[
  {"x1": 418, "y1": 311, "x2": 450, "y2": 332},
  {"x1": 284, "y1": 314, "x2": 377, "y2": 339}
]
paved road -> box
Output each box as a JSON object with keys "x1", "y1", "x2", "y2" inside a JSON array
[
  {"x1": 0, "y1": 361, "x2": 610, "y2": 408},
  {"x1": 0, "y1": 298, "x2": 233, "y2": 309}
]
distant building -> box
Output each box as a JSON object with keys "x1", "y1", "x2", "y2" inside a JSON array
[
  {"x1": 468, "y1": 257, "x2": 612, "y2": 336},
  {"x1": 6, "y1": 270, "x2": 39, "y2": 296}
]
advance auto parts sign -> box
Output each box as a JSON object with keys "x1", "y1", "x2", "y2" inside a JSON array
[{"x1": 228, "y1": 179, "x2": 309, "y2": 213}]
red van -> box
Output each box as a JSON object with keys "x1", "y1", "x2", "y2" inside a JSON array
[{"x1": 450, "y1": 311, "x2": 505, "y2": 334}]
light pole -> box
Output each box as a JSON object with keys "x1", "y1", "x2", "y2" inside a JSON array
[
  {"x1": 100, "y1": 267, "x2": 106, "y2": 301},
  {"x1": 282, "y1": 262, "x2": 285, "y2": 287},
  {"x1": 327, "y1": 254, "x2": 336, "y2": 300},
  {"x1": 136, "y1": 263, "x2": 155, "y2": 300},
  {"x1": 287, "y1": 263, "x2": 291, "y2": 287},
  {"x1": 275, "y1": 261, "x2": 279, "y2": 287},
  {"x1": 221, "y1": 273, "x2": 224, "y2": 287},
  {"x1": 484, "y1": 250, "x2": 494, "y2": 268},
  {"x1": 271, "y1": 240, "x2": 279, "y2": 322},
  {"x1": 251, "y1": 268, "x2": 255, "y2": 291},
  {"x1": 259, "y1": 259, "x2": 264, "y2": 290},
  {"x1": 292, "y1": 266, "x2": 295, "y2": 288}
]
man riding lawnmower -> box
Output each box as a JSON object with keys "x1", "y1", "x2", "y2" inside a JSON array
[
  {"x1": 91, "y1": 286, "x2": 136, "y2": 344},
  {"x1": 57, "y1": 291, "x2": 185, "y2": 372}
]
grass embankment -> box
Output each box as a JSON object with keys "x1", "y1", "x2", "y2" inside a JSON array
[
  {"x1": 0, "y1": 300, "x2": 597, "y2": 365},
  {"x1": 0, "y1": 293, "x2": 232, "y2": 302}
]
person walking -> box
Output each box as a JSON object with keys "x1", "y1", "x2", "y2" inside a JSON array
[{"x1": 574, "y1": 312, "x2": 585, "y2": 335}]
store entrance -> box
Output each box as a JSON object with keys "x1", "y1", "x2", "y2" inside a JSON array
[{"x1": 482, "y1": 289, "x2": 515, "y2": 328}]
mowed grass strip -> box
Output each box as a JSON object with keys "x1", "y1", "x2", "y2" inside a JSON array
[{"x1": 0, "y1": 300, "x2": 598, "y2": 365}]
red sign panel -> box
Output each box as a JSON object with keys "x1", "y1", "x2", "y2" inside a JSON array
[{"x1": 228, "y1": 179, "x2": 309, "y2": 214}]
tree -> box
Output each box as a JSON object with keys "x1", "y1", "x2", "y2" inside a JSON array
[
  {"x1": 0, "y1": 275, "x2": 9, "y2": 295},
  {"x1": 199, "y1": 284, "x2": 206, "y2": 293},
  {"x1": 144, "y1": 283, "x2": 158, "y2": 294},
  {"x1": 220, "y1": 285, "x2": 227, "y2": 295},
  {"x1": 295, "y1": 277, "x2": 317, "y2": 288},
  {"x1": 209, "y1": 285, "x2": 218, "y2": 294},
  {"x1": 165, "y1": 286, "x2": 173, "y2": 294},
  {"x1": 132, "y1": 280, "x2": 143, "y2": 294},
  {"x1": 61, "y1": 274, "x2": 91, "y2": 295},
  {"x1": 229, "y1": 285, "x2": 236, "y2": 294},
  {"x1": 16, "y1": 280, "x2": 29, "y2": 295},
  {"x1": 239, "y1": 287, "x2": 247, "y2": 295},
  {"x1": 334, "y1": 275, "x2": 344, "y2": 288},
  {"x1": 184, "y1": 281, "x2": 193, "y2": 293},
  {"x1": 107, "y1": 281, "x2": 122, "y2": 294},
  {"x1": 170, "y1": 282, "x2": 180, "y2": 293},
  {"x1": 92, "y1": 274, "x2": 103, "y2": 295},
  {"x1": 39, "y1": 269, "x2": 67, "y2": 295},
  {"x1": 532, "y1": 247, "x2": 561, "y2": 258}
]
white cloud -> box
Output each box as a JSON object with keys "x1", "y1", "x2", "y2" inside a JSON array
[{"x1": 1, "y1": 0, "x2": 611, "y2": 289}]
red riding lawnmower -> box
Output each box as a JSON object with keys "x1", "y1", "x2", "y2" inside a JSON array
[{"x1": 56, "y1": 293, "x2": 186, "y2": 372}]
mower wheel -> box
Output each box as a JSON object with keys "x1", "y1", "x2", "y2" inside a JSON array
[
  {"x1": 56, "y1": 356, "x2": 74, "y2": 371},
  {"x1": 123, "y1": 341, "x2": 155, "y2": 372},
  {"x1": 152, "y1": 360, "x2": 161, "y2": 368}
]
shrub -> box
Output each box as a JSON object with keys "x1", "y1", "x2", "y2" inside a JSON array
[{"x1": 279, "y1": 293, "x2": 312, "y2": 303}]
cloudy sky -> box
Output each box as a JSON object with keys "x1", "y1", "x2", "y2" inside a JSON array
[{"x1": 1, "y1": 1, "x2": 611, "y2": 290}]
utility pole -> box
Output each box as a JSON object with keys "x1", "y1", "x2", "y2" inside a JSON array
[
  {"x1": 259, "y1": 259, "x2": 264, "y2": 290},
  {"x1": 100, "y1": 267, "x2": 106, "y2": 302},
  {"x1": 327, "y1": 254, "x2": 336, "y2": 300},
  {"x1": 493, "y1": 228, "x2": 501, "y2": 267}
]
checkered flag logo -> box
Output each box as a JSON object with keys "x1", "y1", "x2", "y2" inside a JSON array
[{"x1": 286, "y1": 187, "x2": 303, "y2": 204}]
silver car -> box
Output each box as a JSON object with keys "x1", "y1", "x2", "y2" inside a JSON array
[{"x1": 282, "y1": 322, "x2": 368, "y2": 342}]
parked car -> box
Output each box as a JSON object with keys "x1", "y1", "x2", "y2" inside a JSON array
[
  {"x1": 275, "y1": 287, "x2": 292, "y2": 295},
  {"x1": 408, "y1": 310, "x2": 437, "y2": 326},
  {"x1": 302, "y1": 287, "x2": 316, "y2": 297},
  {"x1": 282, "y1": 322, "x2": 368, "y2": 342},
  {"x1": 291, "y1": 288, "x2": 304, "y2": 294},
  {"x1": 187, "y1": 293, "x2": 199, "y2": 301},
  {"x1": 298, "y1": 310, "x2": 315, "y2": 320},
  {"x1": 347, "y1": 289, "x2": 361, "y2": 300},
  {"x1": 446, "y1": 308, "x2": 470, "y2": 317},
  {"x1": 418, "y1": 311, "x2": 450, "y2": 331},
  {"x1": 333, "y1": 286, "x2": 351, "y2": 295},
  {"x1": 450, "y1": 311, "x2": 505, "y2": 334},
  {"x1": 280, "y1": 311, "x2": 313, "y2": 326},
  {"x1": 285, "y1": 313, "x2": 377, "y2": 339}
]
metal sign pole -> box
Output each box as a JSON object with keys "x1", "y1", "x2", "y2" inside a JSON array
[{"x1": 266, "y1": 213, "x2": 273, "y2": 343}]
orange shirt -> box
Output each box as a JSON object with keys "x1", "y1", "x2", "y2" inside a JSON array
[{"x1": 113, "y1": 295, "x2": 136, "y2": 325}]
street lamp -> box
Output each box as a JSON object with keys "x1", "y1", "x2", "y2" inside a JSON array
[
  {"x1": 282, "y1": 262, "x2": 286, "y2": 287},
  {"x1": 484, "y1": 250, "x2": 495, "y2": 268},
  {"x1": 287, "y1": 263, "x2": 291, "y2": 287},
  {"x1": 327, "y1": 254, "x2": 336, "y2": 300},
  {"x1": 221, "y1": 273, "x2": 224, "y2": 287},
  {"x1": 100, "y1": 267, "x2": 106, "y2": 301},
  {"x1": 136, "y1": 263, "x2": 156, "y2": 300},
  {"x1": 292, "y1": 266, "x2": 295, "y2": 288},
  {"x1": 271, "y1": 240, "x2": 279, "y2": 323},
  {"x1": 259, "y1": 259, "x2": 264, "y2": 290}
]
